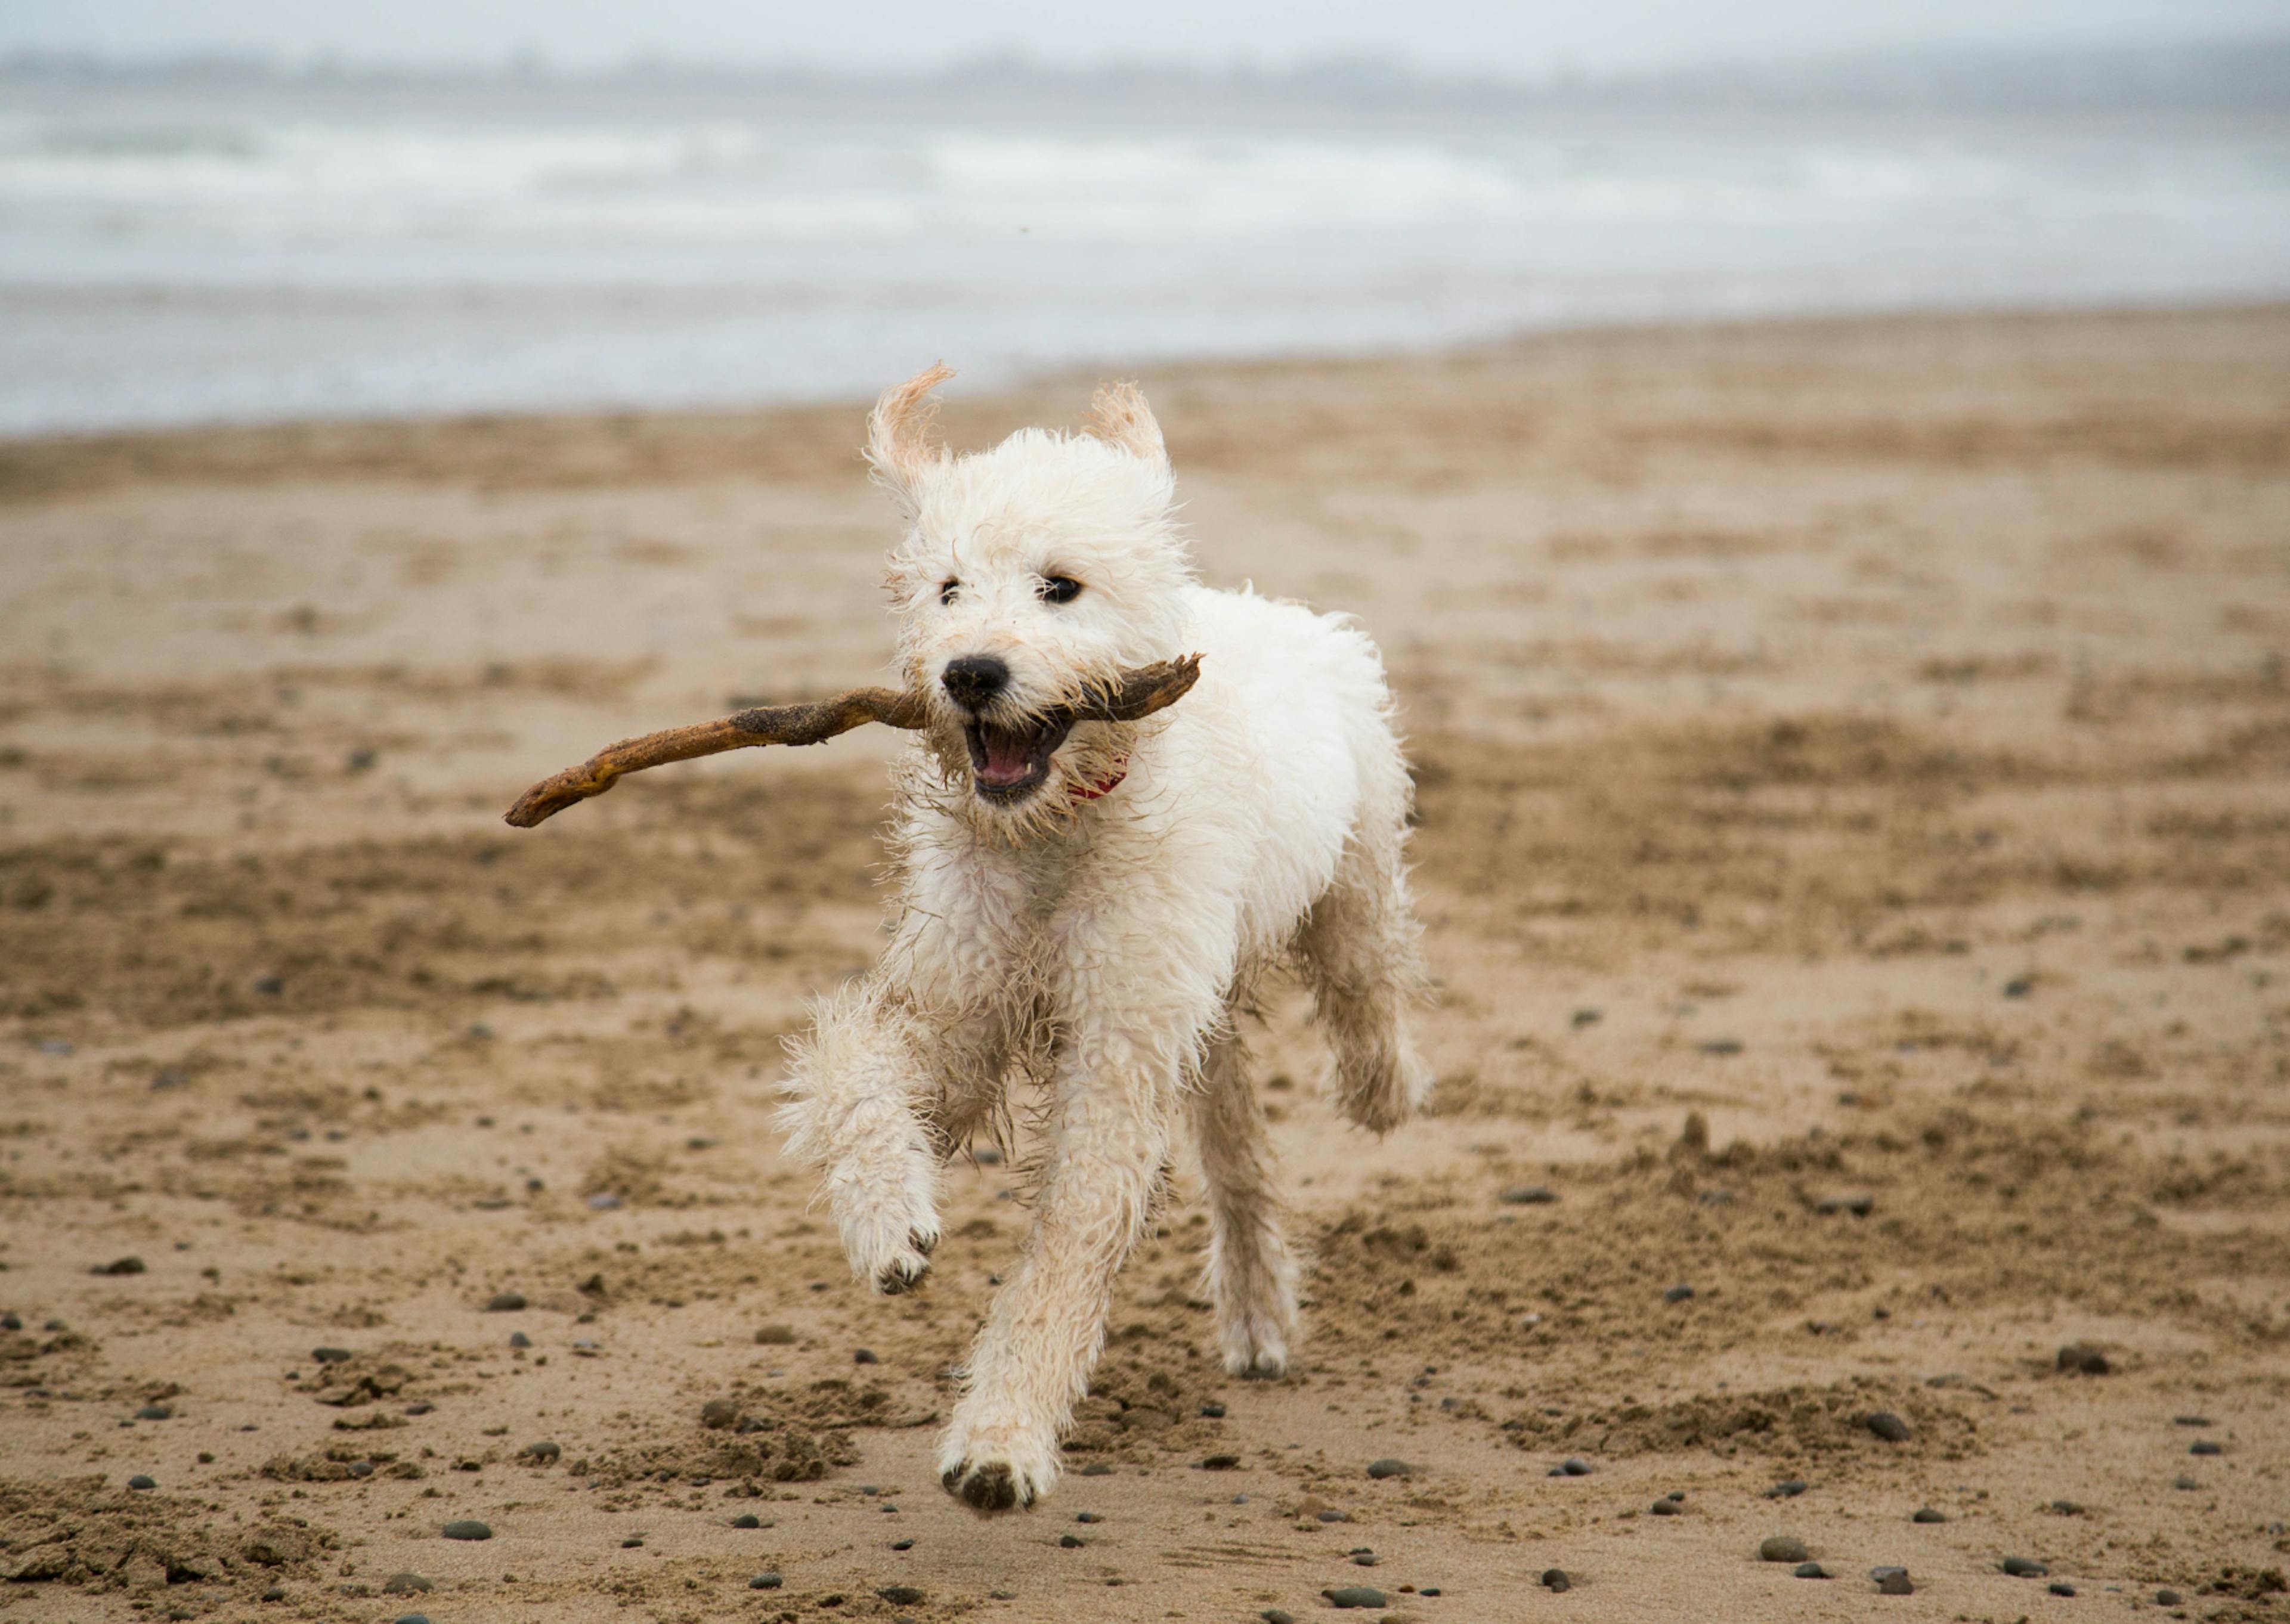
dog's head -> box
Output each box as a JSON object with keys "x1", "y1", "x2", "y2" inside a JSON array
[{"x1": 867, "y1": 364, "x2": 1194, "y2": 821}]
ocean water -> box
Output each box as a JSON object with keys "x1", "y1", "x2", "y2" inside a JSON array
[{"x1": 3, "y1": 70, "x2": 2288, "y2": 434}]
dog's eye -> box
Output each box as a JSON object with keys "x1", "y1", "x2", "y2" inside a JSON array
[
  {"x1": 939, "y1": 579, "x2": 960, "y2": 605},
  {"x1": 1039, "y1": 575, "x2": 1083, "y2": 605}
]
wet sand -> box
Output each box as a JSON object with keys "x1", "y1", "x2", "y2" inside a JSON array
[{"x1": 2, "y1": 305, "x2": 2288, "y2": 1621}]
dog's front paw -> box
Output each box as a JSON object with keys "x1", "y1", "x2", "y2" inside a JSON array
[
  {"x1": 936, "y1": 1414, "x2": 1059, "y2": 1514},
  {"x1": 828, "y1": 1148, "x2": 942, "y2": 1296}
]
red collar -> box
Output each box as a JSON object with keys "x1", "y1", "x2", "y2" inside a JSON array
[{"x1": 1069, "y1": 752, "x2": 1129, "y2": 802}]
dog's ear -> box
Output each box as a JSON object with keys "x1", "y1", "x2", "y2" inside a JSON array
[
  {"x1": 1084, "y1": 380, "x2": 1168, "y2": 471},
  {"x1": 867, "y1": 362, "x2": 955, "y2": 506}
]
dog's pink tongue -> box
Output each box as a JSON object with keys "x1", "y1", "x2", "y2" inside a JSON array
[{"x1": 979, "y1": 732, "x2": 1035, "y2": 786}]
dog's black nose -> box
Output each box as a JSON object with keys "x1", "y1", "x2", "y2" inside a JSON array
[{"x1": 940, "y1": 655, "x2": 1009, "y2": 712}]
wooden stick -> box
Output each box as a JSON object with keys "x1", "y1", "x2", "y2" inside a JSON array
[{"x1": 503, "y1": 654, "x2": 1202, "y2": 828}]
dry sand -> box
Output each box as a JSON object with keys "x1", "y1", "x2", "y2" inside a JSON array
[{"x1": 2, "y1": 306, "x2": 2288, "y2": 1623}]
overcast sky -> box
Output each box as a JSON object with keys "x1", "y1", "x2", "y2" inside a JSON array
[{"x1": 5, "y1": 0, "x2": 2282, "y2": 76}]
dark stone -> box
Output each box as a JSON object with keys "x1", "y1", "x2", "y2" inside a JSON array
[
  {"x1": 394, "y1": 1615, "x2": 431, "y2": 1624},
  {"x1": 441, "y1": 1520, "x2": 492, "y2": 1541},
  {"x1": 2004, "y1": 977, "x2": 2032, "y2": 997},
  {"x1": 1323, "y1": 1586, "x2": 1387, "y2": 1608},
  {"x1": 1662, "y1": 1284, "x2": 1695, "y2": 1303},
  {"x1": 700, "y1": 1398, "x2": 740, "y2": 1429},
  {"x1": 1697, "y1": 1039, "x2": 1744, "y2": 1055},
  {"x1": 136, "y1": 1403, "x2": 172, "y2": 1420},
  {"x1": 1874, "y1": 1567, "x2": 1914, "y2": 1595},
  {"x1": 1865, "y1": 1411, "x2": 1912, "y2": 1442},
  {"x1": 1199, "y1": 1402, "x2": 1226, "y2": 1418},
  {"x1": 1795, "y1": 1563, "x2": 1828, "y2": 1579},
  {"x1": 509, "y1": 1331, "x2": 532, "y2": 1349},
  {"x1": 2174, "y1": 1476, "x2": 2199, "y2": 1490},
  {"x1": 1075, "y1": 1512, "x2": 1103, "y2": 1523},
  {"x1": 853, "y1": 1349, "x2": 879, "y2": 1365},
  {"x1": 748, "y1": 1573, "x2": 782, "y2": 1589},
  {"x1": 877, "y1": 1586, "x2": 924, "y2": 1604},
  {"x1": 261, "y1": 1587, "x2": 286, "y2": 1602},
  {"x1": 1499, "y1": 1185, "x2": 1558, "y2": 1205},
  {"x1": 93, "y1": 1256, "x2": 147, "y2": 1276},
  {"x1": 1571, "y1": 1008, "x2": 1602, "y2": 1027},
  {"x1": 1912, "y1": 1507, "x2": 1945, "y2": 1523},
  {"x1": 2051, "y1": 1499, "x2": 2084, "y2": 1515},
  {"x1": 2190, "y1": 1440, "x2": 2223, "y2": 1456},
  {"x1": 753, "y1": 1325, "x2": 797, "y2": 1346},
  {"x1": 1815, "y1": 1192, "x2": 1875, "y2": 1216},
  {"x1": 1200, "y1": 1454, "x2": 1240, "y2": 1470},
  {"x1": 311, "y1": 1347, "x2": 354, "y2": 1363},
  {"x1": 1765, "y1": 1479, "x2": 1808, "y2": 1498},
  {"x1": 521, "y1": 1441, "x2": 561, "y2": 1463},
  {"x1": 382, "y1": 1573, "x2": 433, "y2": 1595},
  {"x1": 890, "y1": 1539, "x2": 912, "y2": 1550},
  {"x1": 1366, "y1": 1458, "x2": 1412, "y2": 1479},
  {"x1": 2049, "y1": 1582, "x2": 2077, "y2": 1597},
  {"x1": 2156, "y1": 1589, "x2": 2183, "y2": 1604},
  {"x1": 1542, "y1": 1569, "x2": 1571, "y2": 1592},
  {"x1": 2172, "y1": 1415, "x2": 2211, "y2": 1427},
  {"x1": 1262, "y1": 1611, "x2": 1296, "y2": 1624},
  {"x1": 1557, "y1": 1457, "x2": 1593, "y2": 1477},
  {"x1": 2002, "y1": 1556, "x2": 2048, "y2": 1577},
  {"x1": 1650, "y1": 1498, "x2": 1681, "y2": 1515},
  {"x1": 2056, "y1": 1343, "x2": 2109, "y2": 1375},
  {"x1": 1760, "y1": 1537, "x2": 1810, "y2": 1563},
  {"x1": 621, "y1": 1538, "x2": 643, "y2": 1548},
  {"x1": 1351, "y1": 1552, "x2": 1381, "y2": 1566},
  {"x1": 1060, "y1": 1534, "x2": 1085, "y2": 1549},
  {"x1": 126, "y1": 1474, "x2": 157, "y2": 1490},
  {"x1": 731, "y1": 1514, "x2": 761, "y2": 1529},
  {"x1": 484, "y1": 1292, "x2": 526, "y2": 1312}
]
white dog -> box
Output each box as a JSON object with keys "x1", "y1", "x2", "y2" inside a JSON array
[{"x1": 776, "y1": 365, "x2": 1429, "y2": 1513}]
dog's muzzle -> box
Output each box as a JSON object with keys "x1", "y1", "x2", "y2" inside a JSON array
[{"x1": 963, "y1": 713, "x2": 1075, "y2": 803}]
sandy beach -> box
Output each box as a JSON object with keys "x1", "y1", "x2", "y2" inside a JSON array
[{"x1": 2, "y1": 304, "x2": 2287, "y2": 1622}]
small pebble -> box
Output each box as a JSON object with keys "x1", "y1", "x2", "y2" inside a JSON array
[
  {"x1": 1499, "y1": 1185, "x2": 1558, "y2": 1205},
  {"x1": 136, "y1": 1403, "x2": 172, "y2": 1420},
  {"x1": 1075, "y1": 1511, "x2": 1102, "y2": 1523},
  {"x1": 394, "y1": 1615, "x2": 431, "y2": 1624},
  {"x1": 1571, "y1": 1008, "x2": 1602, "y2": 1027},
  {"x1": 2051, "y1": 1499, "x2": 2083, "y2": 1515},
  {"x1": 2174, "y1": 1476, "x2": 2199, "y2": 1490},
  {"x1": 731, "y1": 1514, "x2": 761, "y2": 1529},
  {"x1": 509, "y1": 1331, "x2": 532, "y2": 1349},
  {"x1": 2049, "y1": 1582, "x2": 2077, "y2": 1597},
  {"x1": 2001, "y1": 1556, "x2": 2048, "y2": 1577},
  {"x1": 1200, "y1": 1453, "x2": 1240, "y2": 1470},
  {"x1": 621, "y1": 1537, "x2": 643, "y2": 1548},
  {"x1": 853, "y1": 1349, "x2": 879, "y2": 1365},
  {"x1": 1366, "y1": 1458, "x2": 1412, "y2": 1479},
  {"x1": 1199, "y1": 1402, "x2": 1226, "y2": 1418},
  {"x1": 2056, "y1": 1343, "x2": 2109, "y2": 1375},
  {"x1": 891, "y1": 1538, "x2": 912, "y2": 1550},
  {"x1": 1795, "y1": 1562, "x2": 1828, "y2": 1579},
  {"x1": 0, "y1": 1313, "x2": 19, "y2": 1331},
  {"x1": 93, "y1": 1256, "x2": 147, "y2": 1276},
  {"x1": 1649, "y1": 1498, "x2": 1681, "y2": 1515},
  {"x1": 1760, "y1": 1537, "x2": 1809, "y2": 1563},
  {"x1": 1554, "y1": 1456, "x2": 1593, "y2": 1477},
  {"x1": 1815, "y1": 1192, "x2": 1875, "y2": 1216},
  {"x1": 521, "y1": 1440, "x2": 561, "y2": 1463},
  {"x1": 1541, "y1": 1568, "x2": 1571, "y2": 1592},
  {"x1": 1765, "y1": 1479, "x2": 1808, "y2": 1498},
  {"x1": 2171, "y1": 1415, "x2": 2211, "y2": 1427},
  {"x1": 1874, "y1": 1567, "x2": 1913, "y2": 1595},
  {"x1": 2004, "y1": 977, "x2": 2033, "y2": 997},
  {"x1": 1351, "y1": 1552, "x2": 1381, "y2": 1566},
  {"x1": 1662, "y1": 1283, "x2": 1695, "y2": 1303},
  {"x1": 261, "y1": 1586, "x2": 286, "y2": 1602},
  {"x1": 442, "y1": 1519, "x2": 493, "y2": 1541},
  {"x1": 484, "y1": 1292, "x2": 527, "y2": 1313},
  {"x1": 700, "y1": 1397, "x2": 741, "y2": 1428},
  {"x1": 877, "y1": 1586, "x2": 924, "y2": 1605},
  {"x1": 311, "y1": 1346, "x2": 354, "y2": 1363},
  {"x1": 381, "y1": 1573, "x2": 433, "y2": 1594},
  {"x1": 1059, "y1": 1533, "x2": 1085, "y2": 1548},
  {"x1": 1323, "y1": 1586, "x2": 1387, "y2": 1608},
  {"x1": 1865, "y1": 1411, "x2": 1912, "y2": 1442},
  {"x1": 1912, "y1": 1507, "x2": 1945, "y2": 1523},
  {"x1": 126, "y1": 1474, "x2": 157, "y2": 1490},
  {"x1": 748, "y1": 1573, "x2": 782, "y2": 1589},
  {"x1": 1262, "y1": 1611, "x2": 1296, "y2": 1624},
  {"x1": 2189, "y1": 1440, "x2": 2221, "y2": 1456},
  {"x1": 2156, "y1": 1588, "x2": 2183, "y2": 1604}
]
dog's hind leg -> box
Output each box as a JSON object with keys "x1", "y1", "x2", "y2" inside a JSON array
[
  {"x1": 1296, "y1": 816, "x2": 1431, "y2": 1136},
  {"x1": 1189, "y1": 1021, "x2": 1299, "y2": 1378}
]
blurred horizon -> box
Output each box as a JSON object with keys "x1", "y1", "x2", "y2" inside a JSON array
[{"x1": 4, "y1": 21, "x2": 2286, "y2": 437}]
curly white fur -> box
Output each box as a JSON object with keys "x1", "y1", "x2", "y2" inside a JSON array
[{"x1": 776, "y1": 367, "x2": 1429, "y2": 1514}]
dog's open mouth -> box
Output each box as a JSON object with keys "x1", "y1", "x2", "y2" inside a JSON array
[{"x1": 964, "y1": 714, "x2": 1074, "y2": 802}]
